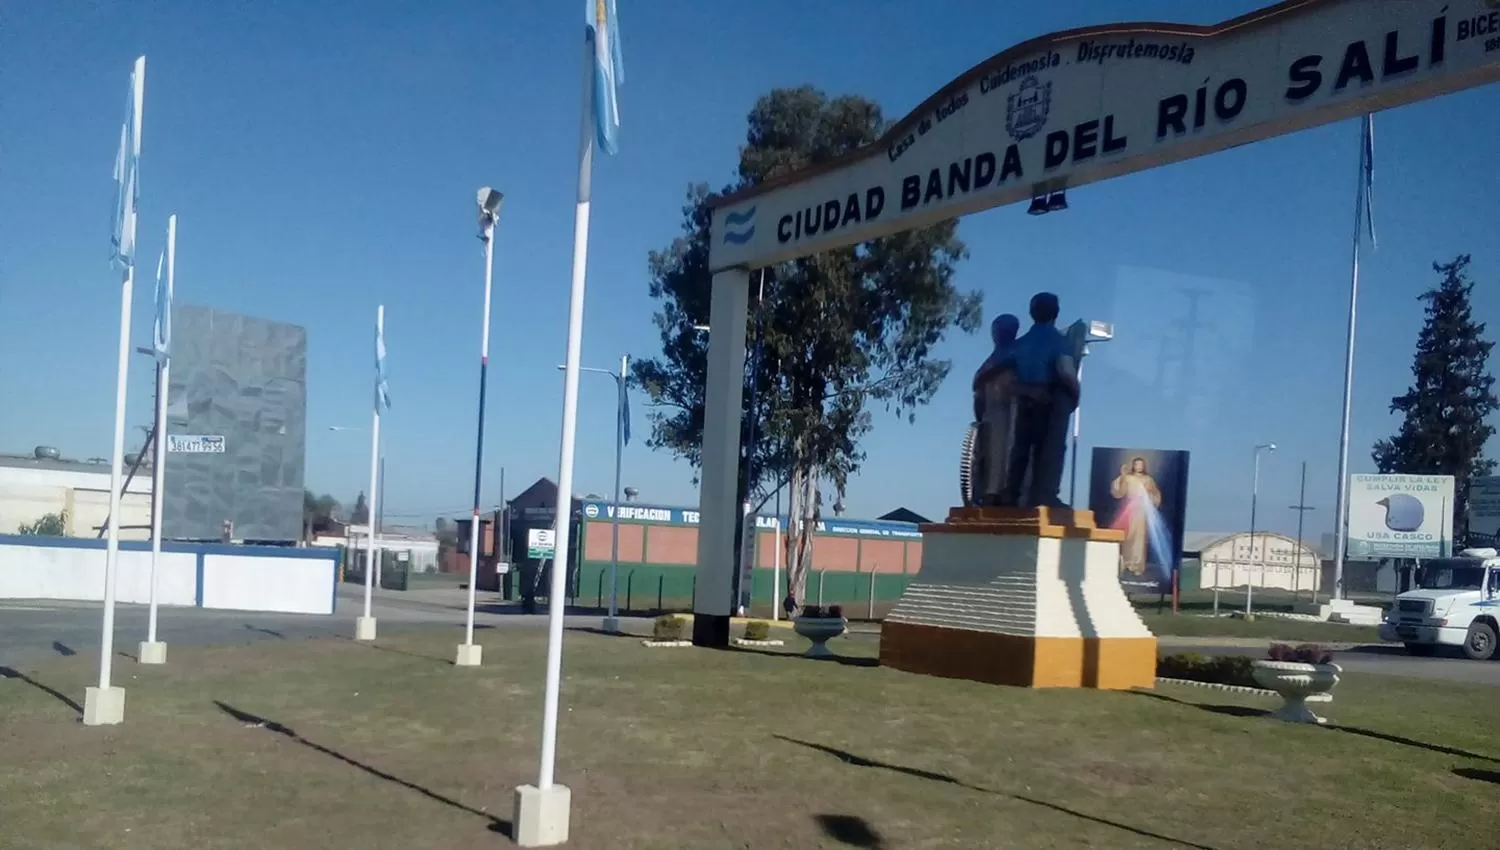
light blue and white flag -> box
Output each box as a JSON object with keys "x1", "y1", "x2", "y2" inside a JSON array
[
  {"x1": 111, "y1": 56, "x2": 146, "y2": 269},
  {"x1": 375, "y1": 317, "x2": 392, "y2": 413},
  {"x1": 620, "y1": 379, "x2": 631, "y2": 446},
  {"x1": 1360, "y1": 114, "x2": 1377, "y2": 250},
  {"x1": 587, "y1": 0, "x2": 623, "y2": 156},
  {"x1": 155, "y1": 215, "x2": 176, "y2": 362},
  {"x1": 152, "y1": 249, "x2": 170, "y2": 361}
]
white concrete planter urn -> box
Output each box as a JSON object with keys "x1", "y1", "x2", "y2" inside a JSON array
[
  {"x1": 1251, "y1": 659, "x2": 1341, "y2": 724},
  {"x1": 792, "y1": 614, "x2": 848, "y2": 658}
]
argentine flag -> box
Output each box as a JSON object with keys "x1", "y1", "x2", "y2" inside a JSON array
[
  {"x1": 152, "y1": 249, "x2": 170, "y2": 361},
  {"x1": 375, "y1": 317, "x2": 392, "y2": 413},
  {"x1": 587, "y1": 0, "x2": 623, "y2": 156},
  {"x1": 620, "y1": 378, "x2": 631, "y2": 446},
  {"x1": 111, "y1": 56, "x2": 146, "y2": 269}
]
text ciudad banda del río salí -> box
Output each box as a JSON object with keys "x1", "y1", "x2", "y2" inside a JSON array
[{"x1": 774, "y1": 17, "x2": 1466, "y2": 248}]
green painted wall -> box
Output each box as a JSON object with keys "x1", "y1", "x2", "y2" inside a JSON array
[{"x1": 572, "y1": 560, "x2": 913, "y2": 612}]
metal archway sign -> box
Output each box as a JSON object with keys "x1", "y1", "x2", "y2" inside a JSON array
[
  {"x1": 688, "y1": 0, "x2": 1500, "y2": 642},
  {"x1": 708, "y1": 0, "x2": 1500, "y2": 270}
]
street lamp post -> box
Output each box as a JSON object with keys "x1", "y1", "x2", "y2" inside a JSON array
[
  {"x1": 456, "y1": 187, "x2": 504, "y2": 668},
  {"x1": 1068, "y1": 321, "x2": 1115, "y2": 507},
  {"x1": 558, "y1": 357, "x2": 630, "y2": 632},
  {"x1": 1247, "y1": 442, "x2": 1277, "y2": 615}
]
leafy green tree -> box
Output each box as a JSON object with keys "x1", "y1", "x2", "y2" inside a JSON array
[
  {"x1": 633, "y1": 86, "x2": 982, "y2": 605},
  {"x1": 1373, "y1": 255, "x2": 1498, "y2": 541},
  {"x1": 17, "y1": 510, "x2": 67, "y2": 536}
]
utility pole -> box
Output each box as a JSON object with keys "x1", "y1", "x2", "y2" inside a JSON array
[{"x1": 1289, "y1": 461, "x2": 1317, "y2": 604}]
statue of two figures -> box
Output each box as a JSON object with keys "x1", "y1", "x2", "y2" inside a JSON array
[{"x1": 964, "y1": 292, "x2": 1088, "y2": 510}]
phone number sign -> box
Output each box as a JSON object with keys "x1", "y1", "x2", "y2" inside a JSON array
[{"x1": 167, "y1": 435, "x2": 226, "y2": 454}]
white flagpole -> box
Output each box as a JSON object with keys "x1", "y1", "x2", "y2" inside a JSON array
[
  {"x1": 86, "y1": 55, "x2": 145, "y2": 727},
  {"x1": 538, "y1": 34, "x2": 596, "y2": 794},
  {"x1": 93, "y1": 260, "x2": 134, "y2": 702},
  {"x1": 356, "y1": 305, "x2": 384, "y2": 641},
  {"x1": 1331, "y1": 116, "x2": 1371, "y2": 605},
  {"x1": 142, "y1": 214, "x2": 176, "y2": 664}
]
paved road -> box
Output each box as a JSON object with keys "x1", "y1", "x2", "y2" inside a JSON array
[
  {"x1": 12, "y1": 594, "x2": 1494, "y2": 688},
  {"x1": 1161, "y1": 640, "x2": 1500, "y2": 687},
  {"x1": 0, "y1": 587, "x2": 651, "y2": 669}
]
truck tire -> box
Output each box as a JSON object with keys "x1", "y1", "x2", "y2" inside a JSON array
[
  {"x1": 1463, "y1": 621, "x2": 1498, "y2": 661},
  {"x1": 1404, "y1": 642, "x2": 1436, "y2": 657}
]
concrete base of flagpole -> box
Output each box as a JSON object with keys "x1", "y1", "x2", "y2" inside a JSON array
[
  {"x1": 453, "y1": 643, "x2": 483, "y2": 667},
  {"x1": 82, "y1": 686, "x2": 126, "y2": 726},
  {"x1": 512, "y1": 784, "x2": 571, "y2": 846},
  {"x1": 355, "y1": 616, "x2": 377, "y2": 641},
  {"x1": 138, "y1": 641, "x2": 167, "y2": 665},
  {"x1": 601, "y1": 616, "x2": 621, "y2": 634}
]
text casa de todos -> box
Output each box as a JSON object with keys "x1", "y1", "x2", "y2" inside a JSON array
[{"x1": 771, "y1": 17, "x2": 1454, "y2": 250}]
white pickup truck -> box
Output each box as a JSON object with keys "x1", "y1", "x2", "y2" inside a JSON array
[{"x1": 1379, "y1": 548, "x2": 1500, "y2": 660}]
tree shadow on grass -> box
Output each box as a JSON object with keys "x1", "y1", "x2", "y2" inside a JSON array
[
  {"x1": 213, "y1": 701, "x2": 511, "y2": 837},
  {"x1": 51, "y1": 641, "x2": 76, "y2": 657},
  {"x1": 565, "y1": 626, "x2": 638, "y2": 639},
  {"x1": 777, "y1": 736, "x2": 1218, "y2": 850},
  {"x1": 333, "y1": 635, "x2": 453, "y2": 665},
  {"x1": 734, "y1": 647, "x2": 879, "y2": 667},
  {"x1": 0, "y1": 666, "x2": 83, "y2": 716},
  {"x1": 1136, "y1": 689, "x2": 1500, "y2": 763},
  {"x1": 815, "y1": 814, "x2": 884, "y2": 848}
]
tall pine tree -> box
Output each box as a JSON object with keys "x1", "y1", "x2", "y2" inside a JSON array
[{"x1": 1372, "y1": 255, "x2": 1498, "y2": 540}]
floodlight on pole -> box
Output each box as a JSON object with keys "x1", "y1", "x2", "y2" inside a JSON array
[
  {"x1": 1068, "y1": 320, "x2": 1115, "y2": 506},
  {"x1": 1246, "y1": 442, "x2": 1277, "y2": 616},
  {"x1": 557, "y1": 358, "x2": 631, "y2": 632},
  {"x1": 477, "y1": 187, "x2": 504, "y2": 236}
]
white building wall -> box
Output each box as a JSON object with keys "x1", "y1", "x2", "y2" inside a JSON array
[
  {"x1": 1198, "y1": 532, "x2": 1322, "y2": 593},
  {"x1": 0, "y1": 538, "x2": 337, "y2": 615},
  {"x1": 313, "y1": 530, "x2": 440, "y2": 573},
  {"x1": 0, "y1": 465, "x2": 152, "y2": 540}
]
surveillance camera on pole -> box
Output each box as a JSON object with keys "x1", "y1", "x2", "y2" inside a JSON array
[{"x1": 476, "y1": 187, "x2": 504, "y2": 241}]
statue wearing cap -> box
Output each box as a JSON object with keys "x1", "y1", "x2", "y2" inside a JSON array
[{"x1": 1002, "y1": 292, "x2": 1085, "y2": 508}]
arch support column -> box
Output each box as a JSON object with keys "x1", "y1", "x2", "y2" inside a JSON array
[{"x1": 692, "y1": 267, "x2": 750, "y2": 647}]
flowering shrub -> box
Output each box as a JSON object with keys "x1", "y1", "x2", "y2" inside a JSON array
[{"x1": 1266, "y1": 643, "x2": 1334, "y2": 665}]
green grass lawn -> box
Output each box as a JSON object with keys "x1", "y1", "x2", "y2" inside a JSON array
[
  {"x1": 2, "y1": 628, "x2": 1494, "y2": 849},
  {"x1": 1139, "y1": 611, "x2": 1384, "y2": 644}
]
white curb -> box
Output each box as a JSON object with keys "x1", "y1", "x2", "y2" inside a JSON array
[{"x1": 1154, "y1": 676, "x2": 1277, "y2": 697}]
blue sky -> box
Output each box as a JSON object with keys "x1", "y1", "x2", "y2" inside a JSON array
[{"x1": 3, "y1": 0, "x2": 1498, "y2": 540}]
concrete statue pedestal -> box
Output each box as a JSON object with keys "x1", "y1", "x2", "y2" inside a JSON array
[
  {"x1": 1319, "y1": 598, "x2": 1384, "y2": 626},
  {"x1": 137, "y1": 641, "x2": 167, "y2": 665},
  {"x1": 512, "y1": 783, "x2": 571, "y2": 847},
  {"x1": 453, "y1": 643, "x2": 483, "y2": 667},
  {"x1": 82, "y1": 686, "x2": 126, "y2": 726},
  {"x1": 880, "y1": 506, "x2": 1157, "y2": 689},
  {"x1": 354, "y1": 616, "x2": 377, "y2": 641}
]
